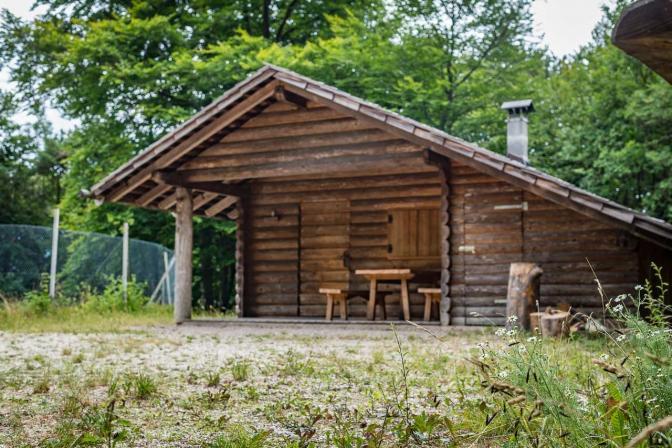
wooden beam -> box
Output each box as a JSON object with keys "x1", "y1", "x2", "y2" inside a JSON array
[
  {"x1": 179, "y1": 140, "x2": 419, "y2": 171},
  {"x1": 135, "y1": 184, "x2": 172, "y2": 207},
  {"x1": 174, "y1": 187, "x2": 193, "y2": 323},
  {"x1": 274, "y1": 85, "x2": 307, "y2": 109},
  {"x1": 205, "y1": 196, "x2": 238, "y2": 217},
  {"x1": 220, "y1": 117, "x2": 373, "y2": 143},
  {"x1": 240, "y1": 107, "x2": 342, "y2": 129},
  {"x1": 201, "y1": 129, "x2": 392, "y2": 157},
  {"x1": 153, "y1": 171, "x2": 247, "y2": 197},
  {"x1": 105, "y1": 80, "x2": 280, "y2": 202},
  {"x1": 158, "y1": 193, "x2": 177, "y2": 210},
  {"x1": 174, "y1": 152, "x2": 426, "y2": 182},
  {"x1": 192, "y1": 192, "x2": 218, "y2": 211}
]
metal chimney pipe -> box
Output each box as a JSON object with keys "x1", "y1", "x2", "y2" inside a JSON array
[{"x1": 501, "y1": 99, "x2": 534, "y2": 164}]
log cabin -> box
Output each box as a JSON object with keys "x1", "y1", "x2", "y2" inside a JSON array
[{"x1": 90, "y1": 65, "x2": 672, "y2": 325}]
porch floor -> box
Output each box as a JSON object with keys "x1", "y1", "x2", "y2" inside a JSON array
[{"x1": 183, "y1": 317, "x2": 484, "y2": 330}]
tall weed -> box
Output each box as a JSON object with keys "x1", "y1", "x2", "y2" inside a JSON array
[{"x1": 459, "y1": 265, "x2": 671, "y2": 447}]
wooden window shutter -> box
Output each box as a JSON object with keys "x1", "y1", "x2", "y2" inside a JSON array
[{"x1": 387, "y1": 209, "x2": 440, "y2": 260}]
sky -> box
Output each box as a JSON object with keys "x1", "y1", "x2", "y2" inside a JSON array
[{"x1": 0, "y1": 0, "x2": 609, "y2": 131}]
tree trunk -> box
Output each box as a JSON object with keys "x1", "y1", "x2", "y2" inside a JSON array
[
  {"x1": 506, "y1": 262, "x2": 543, "y2": 330},
  {"x1": 174, "y1": 187, "x2": 193, "y2": 324}
]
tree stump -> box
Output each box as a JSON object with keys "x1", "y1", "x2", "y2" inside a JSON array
[
  {"x1": 506, "y1": 262, "x2": 543, "y2": 330},
  {"x1": 540, "y1": 311, "x2": 570, "y2": 338}
]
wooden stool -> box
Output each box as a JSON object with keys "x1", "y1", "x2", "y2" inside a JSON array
[
  {"x1": 418, "y1": 288, "x2": 442, "y2": 321},
  {"x1": 319, "y1": 288, "x2": 348, "y2": 321}
]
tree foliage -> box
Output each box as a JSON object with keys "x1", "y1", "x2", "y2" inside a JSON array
[{"x1": 1, "y1": 0, "x2": 671, "y2": 308}]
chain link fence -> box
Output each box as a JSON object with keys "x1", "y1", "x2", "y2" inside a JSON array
[{"x1": 0, "y1": 224, "x2": 174, "y2": 304}]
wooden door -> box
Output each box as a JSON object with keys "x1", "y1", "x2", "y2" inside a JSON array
[{"x1": 299, "y1": 200, "x2": 351, "y2": 317}]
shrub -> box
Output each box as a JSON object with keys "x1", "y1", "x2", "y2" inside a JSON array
[
  {"x1": 82, "y1": 276, "x2": 149, "y2": 313},
  {"x1": 22, "y1": 289, "x2": 52, "y2": 316},
  {"x1": 21, "y1": 273, "x2": 53, "y2": 316}
]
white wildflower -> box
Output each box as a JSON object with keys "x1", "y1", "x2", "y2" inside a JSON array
[
  {"x1": 506, "y1": 315, "x2": 518, "y2": 324},
  {"x1": 600, "y1": 354, "x2": 609, "y2": 361},
  {"x1": 498, "y1": 371, "x2": 508, "y2": 379},
  {"x1": 616, "y1": 334, "x2": 626, "y2": 342},
  {"x1": 576, "y1": 394, "x2": 589, "y2": 412},
  {"x1": 527, "y1": 336, "x2": 538, "y2": 343},
  {"x1": 495, "y1": 328, "x2": 506, "y2": 337},
  {"x1": 612, "y1": 304, "x2": 624, "y2": 313},
  {"x1": 506, "y1": 330, "x2": 515, "y2": 337}
]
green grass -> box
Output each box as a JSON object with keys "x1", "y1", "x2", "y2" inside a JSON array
[
  {"x1": 1, "y1": 271, "x2": 670, "y2": 446},
  {"x1": 0, "y1": 301, "x2": 172, "y2": 333}
]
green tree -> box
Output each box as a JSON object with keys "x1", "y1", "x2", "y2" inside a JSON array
[
  {"x1": 0, "y1": 90, "x2": 58, "y2": 225},
  {"x1": 531, "y1": 3, "x2": 672, "y2": 221},
  {"x1": 0, "y1": 0, "x2": 382, "y2": 309}
]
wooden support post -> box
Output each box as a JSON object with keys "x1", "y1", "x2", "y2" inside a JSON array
[
  {"x1": 338, "y1": 293, "x2": 347, "y2": 320},
  {"x1": 325, "y1": 293, "x2": 334, "y2": 321},
  {"x1": 174, "y1": 187, "x2": 193, "y2": 324},
  {"x1": 505, "y1": 262, "x2": 543, "y2": 330},
  {"x1": 49, "y1": 208, "x2": 60, "y2": 299},
  {"x1": 366, "y1": 279, "x2": 377, "y2": 320},
  {"x1": 122, "y1": 222, "x2": 129, "y2": 305},
  {"x1": 431, "y1": 154, "x2": 452, "y2": 326},
  {"x1": 400, "y1": 279, "x2": 411, "y2": 321}
]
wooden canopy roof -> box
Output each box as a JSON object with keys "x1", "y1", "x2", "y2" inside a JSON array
[
  {"x1": 613, "y1": 0, "x2": 672, "y2": 83},
  {"x1": 91, "y1": 64, "x2": 672, "y2": 249}
]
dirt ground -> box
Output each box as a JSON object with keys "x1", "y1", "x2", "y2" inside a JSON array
[{"x1": 0, "y1": 322, "x2": 490, "y2": 447}]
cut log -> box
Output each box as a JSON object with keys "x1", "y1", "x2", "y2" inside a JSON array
[
  {"x1": 540, "y1": 311, "x2": 570, "y2": 338},
  {"x1": 505, "y1": 262, "x2": 543, "y2": 330}
]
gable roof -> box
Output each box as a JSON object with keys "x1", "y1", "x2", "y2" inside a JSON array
[{"x1": 91, "y1": 64, "x2": 672, "y2": 250}]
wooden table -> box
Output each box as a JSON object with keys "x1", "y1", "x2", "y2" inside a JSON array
[{"x1": 355, "y1": 269, "x2": 414, "y2": 321}]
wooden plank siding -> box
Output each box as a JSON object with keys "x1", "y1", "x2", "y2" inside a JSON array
[
  {"x1": 243, "y1": 170, "x2": 444, "y2": 318},
  {"x1": 449, "y1": 162, "x2": 640, "y2": 325}
]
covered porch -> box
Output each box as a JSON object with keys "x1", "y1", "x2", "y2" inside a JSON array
[{"x1": 165, "y1": 106, "x2": 453, "y2": 324}]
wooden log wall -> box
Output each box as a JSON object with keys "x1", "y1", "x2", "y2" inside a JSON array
[
  {"x1": 198, "y1": 97, "x2": 649, "y2": 321},
  {"x1": 449, "y1": 162, "x2": 640, "y2": 325},
  {"x1": 244, "y1": 170, "x2": 443, "y2": 318}
]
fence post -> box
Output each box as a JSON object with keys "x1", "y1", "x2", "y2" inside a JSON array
[
  {"x1": 49, "y1": 208, "x2": 60, "y2": 299},
  {"x1": 163, "y1": 252, "x2": 172, "y2": 305},
  {"x1": 122, "y1": 222, "x2": 129, "y2": 304}
]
